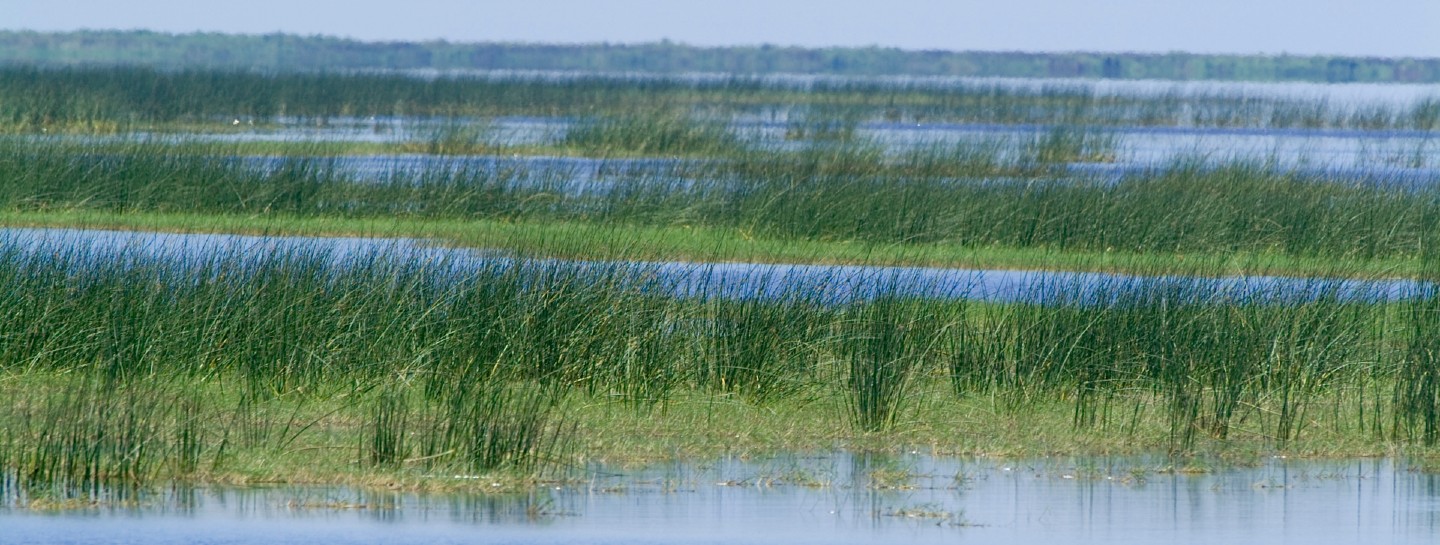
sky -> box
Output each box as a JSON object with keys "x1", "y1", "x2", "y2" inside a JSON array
[{"x1": 4, "y1": 0, "x2": 1439, "y2": 58}]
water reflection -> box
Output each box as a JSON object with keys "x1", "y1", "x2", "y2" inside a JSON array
[
  {"x1": 175, "y1": 117, "x2": 1438, "y2": 173},
  {"x1": 304, "y1": 125, "x2": 1429, "y2": 197},
  {"x1": 33, "y1": 102, "x2": 1435, "y2": 173},
  {"x1": 6, "y1": 455, "x2": 1440, "y2": 544},
  {"x1": 0, "y1": 226, "x2": 1428, "y2": 307},
  {"x1": 1, "y1": 227, "x2": 1427, "y2": 305}
]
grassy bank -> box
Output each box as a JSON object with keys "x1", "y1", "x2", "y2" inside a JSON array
[{"x1": 1, "y1": 242, "x2": 1438, "y2": 504}]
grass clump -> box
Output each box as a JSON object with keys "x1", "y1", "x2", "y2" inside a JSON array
[
  {"x1": 842, "y1": 296, "x2": 939, "y2": 432},
  {"x1": 561, "y1": 110, "x2": 748, "y2": 157}
]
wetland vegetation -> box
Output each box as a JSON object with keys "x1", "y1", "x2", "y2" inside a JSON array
[
  {"x1": 7, "y1": 29, "x2": 1440, "y2": 83},
  {"x1": 1, "y1": 64, "x2": 1439, "y2": 506},
  {"x1": 3, "y1": 65, "x2": 1439, "y2": 134}
]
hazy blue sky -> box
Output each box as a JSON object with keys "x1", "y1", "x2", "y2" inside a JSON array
[{"x1": 5, "y1": 0, "x2": 1438, "y2": 57}]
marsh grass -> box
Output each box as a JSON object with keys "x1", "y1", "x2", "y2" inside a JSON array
[
  {"x1": 4, "y1": 66, "x2": 1436, "y2": 134},
  {"x1": 561, "y1": 110, "x2": 749, "y2": 157},
  {"x1": 418, "y1": 381, "x2": 569, "y2": 475},
  {"x1": 2, "y1": 214, "x2": 1439, "y2": 494},
  {"x1": 11, "y1": 65, "x2": 1440, "y2": 499},
  {"x1": 940, "y1": 272, "x2": 1392, "y2": 451},
  {"x1": 842, "y1": 295, "x2": 940, "y2": 432},
  {"x1": 4, "y1": 138, "x2": 1438, "y2": 266},
  {"x1": 2, "y1": 135, "x2": 1440, "y2": 493},
  {"x1": 403, "y1": 118, "x2": 501, "y2": 156},
  {"x1": 364, "y1": 383, "x2": 410, "y2": 468},
  {"x1": 1023, "y1": 125, "x2": 1119, "y2": 165},
  {"x1": 1, "y1": 377, "x2": 205, "y2": 499},
  {"x1": 696, "y1": 296, "x2": 827, "y2": 401},
  {"x1": 784, "y1": 105, "x2": 867, "y2": 143},
  {"x1": 1395, "y1": 290, "x2": 1440, "y2": 444}
]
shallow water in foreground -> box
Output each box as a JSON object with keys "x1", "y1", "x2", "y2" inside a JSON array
[{"x1": 5, "y1": 455, "x2": 1439, "y2": 544}]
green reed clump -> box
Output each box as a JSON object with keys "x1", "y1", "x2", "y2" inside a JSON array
[
  {"x1": 890, "y1": 139, "x2": 1008, "y2": 178},
  {"x1": 477, "y1": 261, "x2": 681, "y2": 404},
  {"x1": 405, "y1": 118, "x2": 501, "y2": 155},
  {"x1": 364, "y1": 383, "x2": 411, "y2": 468},
  {"x1": 0, "y1": 139, "x2": 560, "y2": 219},
  {"x1": 1410, "y1": 98, "x2": 1440, "y2": 132},
  {"x1": 419, "y1": 382, "x2": 568, "y2": 475},
  {"x1": 1264, "y1": 291, "x2": 1373, "y2": 445},
  {"x1": 0, "y1": 236, "x2": 688, "y2": 403},
  {"x1": 693, "y1": 295, "x2": 829, "y2": 401},
  {"x1": 1022, "y1": 126, "x2": 1119, "y2": 165},
  {"x1": 939, "y1": 273, "x2": 1387, "y2": 450},
  {"x1": 928, "y1": 161, "x2": 1440, "y2": 259},
  {"x1": 1394, "y1": 290, "x2": 1440, "y2": 444},
  {"x1": 562, "y1": 110, "x2": 749, "y2": 156},
  {"x1": 584, "y1": 145, "x2": 1440, "y2": 258},
  {"x1": 360, "y1": 377, "x2": 570, "y2": 476},
  {"x1": 841, "y1": 295, "x2": 943, "y2": 432},
  {"x1": 783, "y1": 105, "x2": 869, "y2": 142},
  {"x1": 6, "y1": 229, "x2": 1440, "y2": 480},
  {"x1": 948, "y1": 298, "x2": 1120, "y2": 409},
  {"x1": 0, "y1": 242, "x2": 637, "y2": 487},
  {"x1": 708, "y1": 144, "x2": 970, "y2": 244},
  {"x1": 0, "y1": 378, "x2": 206, "y2": 495}
]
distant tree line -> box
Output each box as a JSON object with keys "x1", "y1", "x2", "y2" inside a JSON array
[{"x1": 1, "y1": 30, "x2": 1437, "y2": 83}]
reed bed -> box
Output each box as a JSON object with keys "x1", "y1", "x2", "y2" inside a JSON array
[
  {"x1": 0, "y1": 237, "x2": 1435, "y2": 498},
  {"x1": 561, "y1": 110, "x2": 750, "y2": 157},
  {"x1": 1, "y1": 66, "x2": 1436, "y2": 133},
  {"x1": 3, "y1": 65, "x2": 1440, "y2": 500},
  {"x1": 2, "y1": 138, "x2": 1438, "y2": 264}
]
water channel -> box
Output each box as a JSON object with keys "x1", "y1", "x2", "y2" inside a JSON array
[{"x1": 2, "y1": 227, "x2": 1425, "y2": 305}]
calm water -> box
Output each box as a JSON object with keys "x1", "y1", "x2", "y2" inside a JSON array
[
  {"x1": 856, "y1": 121, "x2": 1439, "y2": 170},
  {"x1": 29, "y1": 74, "x2": 1433, "y2": 175},
  {"x1": 1, "y1": 227, "x2": 1425, "y2": 304},
  {"x1": 160, "y1": 115, "x2": 1438, "y2": 173},
  {"x1": 5, "y1": 454, "x2": 1439, "y2": 544},
  {"x1": 398, "y1": 70, "x2": 1440, "y2": 107},
  {"x1": 96, "y1": 74, "x2": 1439, "y2": 172}
]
